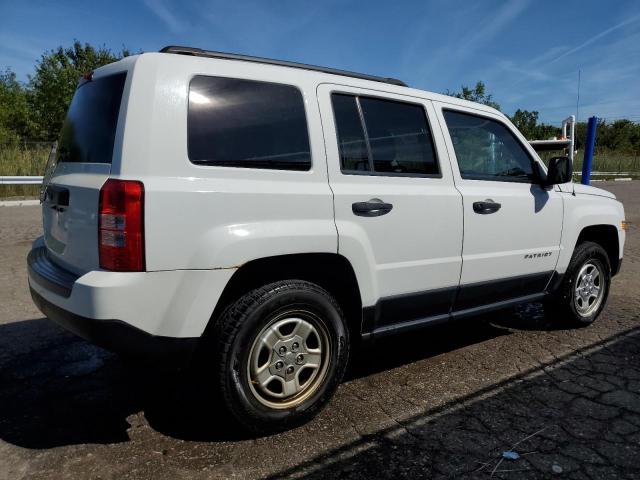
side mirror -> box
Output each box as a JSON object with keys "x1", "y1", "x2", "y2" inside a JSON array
[{"x1": 542, "y1": 156, "x2": 572, "y2": 186}]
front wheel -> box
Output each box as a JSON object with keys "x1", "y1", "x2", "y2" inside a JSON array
[
  {"x1": 546, "y1": 241, "x2": 611, "y2": 327},
  {"x1": 210, "y1": 280, "x2": 349, "y2": 434}
]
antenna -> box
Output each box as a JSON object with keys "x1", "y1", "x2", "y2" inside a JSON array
[{"x1": 576, "y1": 69, "x2": 581, "y2": 123}]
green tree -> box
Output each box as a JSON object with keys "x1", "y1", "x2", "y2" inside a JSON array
[
  {"x1": 510, "y1": 109, "x2": 560, "y2": 140},
  {"x1": 445, "y1": 81, "x2": 501, "y2": 110},
  {"x1": 599, "y1": 119, "x2": 639, "y2": 151},
  {"x1": 510, "y1": 109, "x2": 539, "y2": 139},
  {"x1": 28, "y1": 40, "x2": 130, "y2": 140},
  {"x1": 571, "y1": 119, "x2": 640, "y2": 153},
  {"x1": 0, "y1": 69, "x2": 34, "y2": 143}
]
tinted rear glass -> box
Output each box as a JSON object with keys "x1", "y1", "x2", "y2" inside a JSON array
[
  {"x1": 57, "y1": 72, "x2": 126, "y2": 164},
  {"x1": 331, "y1": 94, "x2": 370, "y2": 171},
  {"x1": 188, "y1": 76, "x2": 311, "y2": 171},
  {"x1": 360, "y1": 97, "x2": 439, "y2": 175},
  {"x1": 331, "y1": 93, "x2": 440, "y2": 176}
]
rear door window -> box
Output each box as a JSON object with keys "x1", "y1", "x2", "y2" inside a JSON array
[
  {"x1": 57, "y1": 72, "x2": 127, "y2": 164},
  {"x1": 332, "y1": 94, "x2": 370, "y2": 172},
  {"x1": 331, "y1": 94, "x2": 440, "y2": 176},
  {"x1": 188, "y1": 76, "x2": 311, "y2": 171}
]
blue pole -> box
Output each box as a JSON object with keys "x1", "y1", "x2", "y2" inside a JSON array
[{"x1": 581, "y1": 116, "x2": 597, "y2": 185}]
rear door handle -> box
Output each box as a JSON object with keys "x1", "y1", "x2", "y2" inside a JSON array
[
  {"x1": 473, "y1": 199, "x2": 501, "y2": 214},
  {"x1": 352, "y1": 199, "x2": 393, "y2": 217}
]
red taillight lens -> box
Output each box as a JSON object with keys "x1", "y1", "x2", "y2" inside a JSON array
[{"x1": 98, "y1": 179, "x2": 145, "y2": 271}]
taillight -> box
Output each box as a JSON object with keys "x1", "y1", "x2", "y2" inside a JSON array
[{"x1": 98, "y1": 179, "x2": 145, "y2": 271}]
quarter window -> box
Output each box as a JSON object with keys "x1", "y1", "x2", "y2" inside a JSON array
[
  {"x1": 331, "y1": 94, "x2": 439, "y2": 176},
  {"x1": 443, "y1": 110, "x2": 535, "y2": 182},
  {"x1": 188, "y1": 76, "x2": 311, "y2": 171}
]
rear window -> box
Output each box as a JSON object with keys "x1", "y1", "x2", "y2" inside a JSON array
[
  {"x1": 57, "y1": 72, "x2": 126, "y2": 164},
  {"x1": 188, "y1": 76, "x2": 311, "y2": 171}
]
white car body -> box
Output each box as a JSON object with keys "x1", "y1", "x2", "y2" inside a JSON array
[{"x1": 28, "y1": 49, "x2": 625, "y2": 361}]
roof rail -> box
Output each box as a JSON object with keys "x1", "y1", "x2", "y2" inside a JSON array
[{"x1": 159, "y1": 46, "x2": 407, "y2": 87}]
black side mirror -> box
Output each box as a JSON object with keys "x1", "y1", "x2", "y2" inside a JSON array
[{"x1": 542, "y1": 156, "x2": 572, "y2": 186}]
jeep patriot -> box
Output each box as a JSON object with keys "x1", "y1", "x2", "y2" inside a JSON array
[{"x1": 28, "y1": 46, "x2": 626, "y2": 433}]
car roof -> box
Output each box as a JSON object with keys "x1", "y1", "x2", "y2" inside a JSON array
[
  {"x1": 102, "y1": 46, "x2": 505, "y2": 119},
  {"x1": 160, "y1": 46, "x2": 409, "y2": 88}
]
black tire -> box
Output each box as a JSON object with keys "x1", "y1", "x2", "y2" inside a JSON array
[
  {"x1": 210, "y1": 280, "x2": 349, "y2": 434},
  {"x1": 546, "y1": 241, "x2": 611, "y2": 327}
]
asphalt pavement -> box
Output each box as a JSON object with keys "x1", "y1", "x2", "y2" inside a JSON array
[{"x1": 0, "y1": 181, "x2": 638, "y2": 479}]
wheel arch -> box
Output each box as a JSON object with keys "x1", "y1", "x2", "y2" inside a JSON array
[
  {"x1": 204, "y1": 253, "x2": 364, "y2": 340},
  {"x1": 575, "y1": 224, "x2": 620, "y2": 275}
]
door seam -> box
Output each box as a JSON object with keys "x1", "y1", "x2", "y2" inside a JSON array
[{"x1": 431, "y1": 101, "x2": 465, "y2": 312}]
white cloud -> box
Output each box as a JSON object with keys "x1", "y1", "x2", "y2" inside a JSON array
[
  {"x1": 142, "y1": 0, "x2": 186, "y2": 33},
  {"x1": 550, "y1": 13, "x2": 640, "y2": 64},
  {"x1": 456, "y1": 0, "x2": 532, "y2": 54}
]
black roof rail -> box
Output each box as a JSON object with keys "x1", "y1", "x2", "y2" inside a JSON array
[{"x1": 159, "y1": 46, "x2": 407, "y2": 87}]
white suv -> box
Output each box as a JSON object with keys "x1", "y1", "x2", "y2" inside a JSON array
[{"x1": 28, "y1": 46, "x2": 626, "y2": 433}]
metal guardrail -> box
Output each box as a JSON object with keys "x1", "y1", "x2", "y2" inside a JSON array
[
  {"x1": 586, "y1": 172, "x2": 636, "y2": 176},
  {"x1": 0, "y1": 176, "x2": 44, "y2": 185}
]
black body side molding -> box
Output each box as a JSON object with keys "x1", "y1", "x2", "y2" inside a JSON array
[{"x1": 361, "y1": 271, "x2": 557, "y2": 340}]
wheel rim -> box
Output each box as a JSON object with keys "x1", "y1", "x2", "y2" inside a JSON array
[
  {"x1": 574, "y1": 261, "x2": 605, "y2": 317},
  {"x1": 247, "y1": 310, "x2": 331, "y2": 409}
]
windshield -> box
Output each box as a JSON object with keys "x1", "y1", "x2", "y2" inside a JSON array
[{"x1": 57, "y1": 72, "x2": 126, "y2": 164}]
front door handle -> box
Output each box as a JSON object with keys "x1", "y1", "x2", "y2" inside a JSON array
[
  {"x1": 473, "y1": 199, "x2": 501, "y2": 214},
  {"x1": 352, "y1": 199, "x2": 393, "y2": 217}
]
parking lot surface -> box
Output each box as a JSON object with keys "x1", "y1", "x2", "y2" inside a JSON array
[{"x1": 1, "y1": 181, "x2": 639, "y2": 479}]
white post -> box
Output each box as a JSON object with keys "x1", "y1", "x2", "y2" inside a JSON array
[
  {"x1": 568, "y1": 115, "x2": 575, "y2": 163},
  {"x1": 562, "y1": 115, "x2": 576, "y2": 163}
]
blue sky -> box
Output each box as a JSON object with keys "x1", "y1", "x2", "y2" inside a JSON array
[{"x1": 1, "y1": 0, "x2": 639, "y2": 125}]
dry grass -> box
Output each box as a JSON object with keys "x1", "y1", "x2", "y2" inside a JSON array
[
  {"x1": 0, "y1": 143, "x2": 50, "y2": 198},
  {"x1": 574, "y1": 150, "x2": 640, "y2": 174},
  {"x1": 540, "y1": 149, "x2": 640, "y2": 180}
]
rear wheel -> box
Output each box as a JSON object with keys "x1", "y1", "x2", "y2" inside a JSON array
[
  {"x1": 210, "y1": 280, "x2": 349, "y2": 434},
  {"x1": 546, "y1": 241, "x2": 611, "y2": 327}
]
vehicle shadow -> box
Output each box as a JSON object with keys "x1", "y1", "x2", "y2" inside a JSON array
[
  {"x1": 0, "y1": 303, "x2": 569, "y2": 449},
  {"x1": 347, "y1": 301, "x2": 568, "y2": 380},
  {"x1": 0, "y1": 316, "x2": 249, "y2": 447},
  {"x1": 491, "y1": 301, "x2": 570, "y2": 332},
  {"x1": 0, "y1": 318, "x2": 136, "y2": 448}
]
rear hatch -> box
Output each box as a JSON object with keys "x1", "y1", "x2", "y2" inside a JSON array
[{"x1": 42, "y1": 71, "x2": 127, "y2": 275}]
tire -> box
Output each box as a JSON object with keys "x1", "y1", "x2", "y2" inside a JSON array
[
  {"x1": 210, "y1": 280, "x2": 349, "y2": 434},
  {"x1": 546, "y1": 241, "x2": 611, "y2": 327}
]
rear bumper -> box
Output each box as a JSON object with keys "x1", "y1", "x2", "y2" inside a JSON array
[
  {"x1": 30, "y1": 287, "x2": 198, "y2": 366},
  {"x1": 28, "y1": 246, "x2": 78, "y2": 298},
  {"x1": 27, "y1": 240, "x2": 236, "y2": 362}
]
